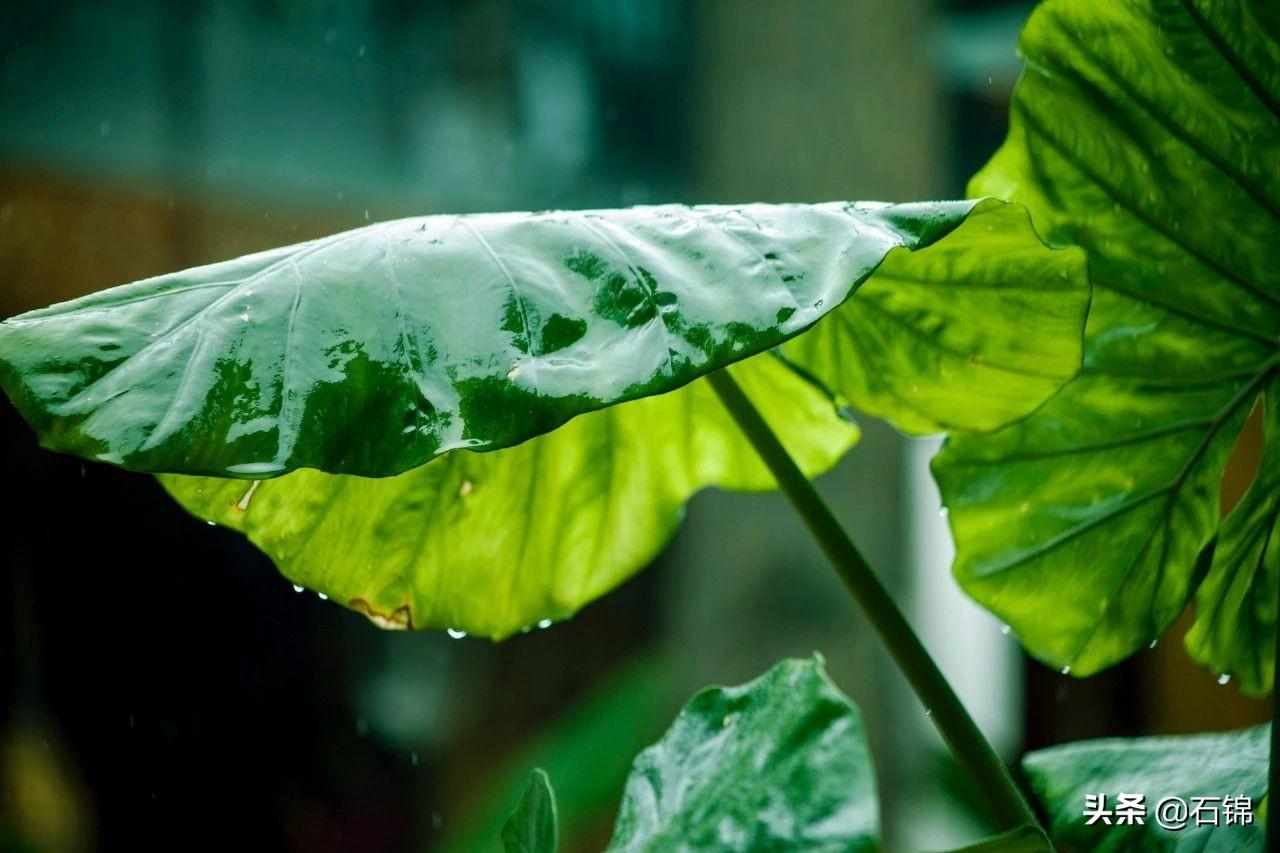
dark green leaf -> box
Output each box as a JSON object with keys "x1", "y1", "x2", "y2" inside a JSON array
[
  {"x1": 1024, "y1": 725, "x2": 1268, "y2": 851},
  {"x1": 501, "y1": 769, "x2": 558, "y2": 853},
  {"x1": 606, "y1": 656, "x2": 879, "y2": 852},
  {"x1": 0, "y1": 201, "x2": 978, "y2": 479},
  {"x1": 441, "y1": 655, "x2": 679, "y2": 853},
  {"x1": 933, "y1": 0, "x2": 1280, "y2": 691}
]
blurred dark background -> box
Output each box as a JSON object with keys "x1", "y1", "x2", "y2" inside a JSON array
[{"x1": 0, "y1": 1, "x2": 1267, "y2": 850}]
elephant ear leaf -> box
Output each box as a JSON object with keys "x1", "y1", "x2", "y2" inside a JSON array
[
  {"x1": 0, "y1": 199, "x2": 1086, "y2": 637},
  {"x1": 606, "y1": 656, "x2": 880, "y2": 852},
  {"x1": 933, "y1": 0, "x2": 1280, "y2": 692},
  {"x1": 1023, "y1": 726, "x2": 1268, "y2": 851},
  {"x1": 0, "y1": 201, "x2": 975, "y2": 479},
  {"x1": 501, "y1": 769, "x2": 558, "y2": 853}
]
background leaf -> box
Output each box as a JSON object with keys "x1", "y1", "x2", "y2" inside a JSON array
[
  {"x1": 501, "y1": 769, "x2": 558, "y2": 853},
  {"x1": 933, "y1": 0, "x2": 1280, "y2": 690},
  {"x1": 605, "y1": 656, "x2": 879, "y2": 852},
  {"x1": 0, "y1": 200, "x2": 978, "y2": 479},
  {"x1": 1024, "y1": 725, "x2": 1268, "y2": 851},
  {"x1": 441, "y1": 655, "x2": 679, "y2": 853}
]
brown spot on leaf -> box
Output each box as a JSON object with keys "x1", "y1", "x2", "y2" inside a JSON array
[{"x1": 350, "y1": 597, "x2": 413, "y2": 631}]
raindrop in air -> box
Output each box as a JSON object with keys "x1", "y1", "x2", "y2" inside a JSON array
[{"x1": 447, "y1": 628, "x2": 467, "y2": 639}]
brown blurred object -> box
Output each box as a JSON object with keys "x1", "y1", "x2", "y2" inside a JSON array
[
  {"x1": 0, "y1": 168, "x2": 346, "y2": 318},
  {"x1": 1143, "y1": 396, "x2": 1270, "y2": 734}
]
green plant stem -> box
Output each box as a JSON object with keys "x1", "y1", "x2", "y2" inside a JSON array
[{"x1": 707, "y1": 369, "x2": 1040, "y2": 834}]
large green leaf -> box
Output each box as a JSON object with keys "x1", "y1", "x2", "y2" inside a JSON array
[
  {"x1": 0, "y1": 199, "x2": 1086, "y2": 635},
  {"x1": 0, "y1": 201, "x2": 976, "y2": 479},
  {"x1": 605, "y1": 656, "x2": 880, "y2": 852},
  {"x1": 1024, "y1": 725, "x2": 1268, "y2": 851},
  {"x1": 501, "y1": 769, "x2": 558, "y2": 853},
  {"x1": 933, "y1": 0, "x2": 1280, "y2": 691},
  {"x1": 159, "y1": 202, "x2": 1083, "y2": 636}
]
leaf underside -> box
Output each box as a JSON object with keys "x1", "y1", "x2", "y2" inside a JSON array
[
  {"x1": 0, "y1": 199, "x2": 1086, "y2": 636},
  {"x1": 1024, "y1": 725, "x2": 1268, "y2": 851},
  {"x1": 606, "y1": 656, "x2": 880, "y2": 852},
  {"x1": 934, "y1": 0, "x2": 1280, "y2": 692}
]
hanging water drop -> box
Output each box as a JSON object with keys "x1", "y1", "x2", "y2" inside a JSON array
[
  {"x1": 1217, "y1": 673, "x2": 1231, "y2": 685},
  {"x1": 1060, "y1": 666, "x2": 1072, "y2": 675},
  {"x1": 537, "y1": 618, "x2": 553, "y2": 629},
  {"x1": 447, "y1": 628, "x2": 467, "y2": 639},
  {"x1": 1148, "y1": 639, "x2": 1159, "y2": 649},
  {"x1": 317, "y1": 592, "x2": 328, "y2": 600},
  {"x1": 999, "y1": 624, "x2": 1011, "y2": 636},
  {"x1": 292, "y1": 584, "x2": 304, "y2": 593}
]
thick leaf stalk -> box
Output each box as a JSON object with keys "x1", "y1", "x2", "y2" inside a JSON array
[{"x1": 706, "y1": 369, "x2": 1040, "y2": 834}]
